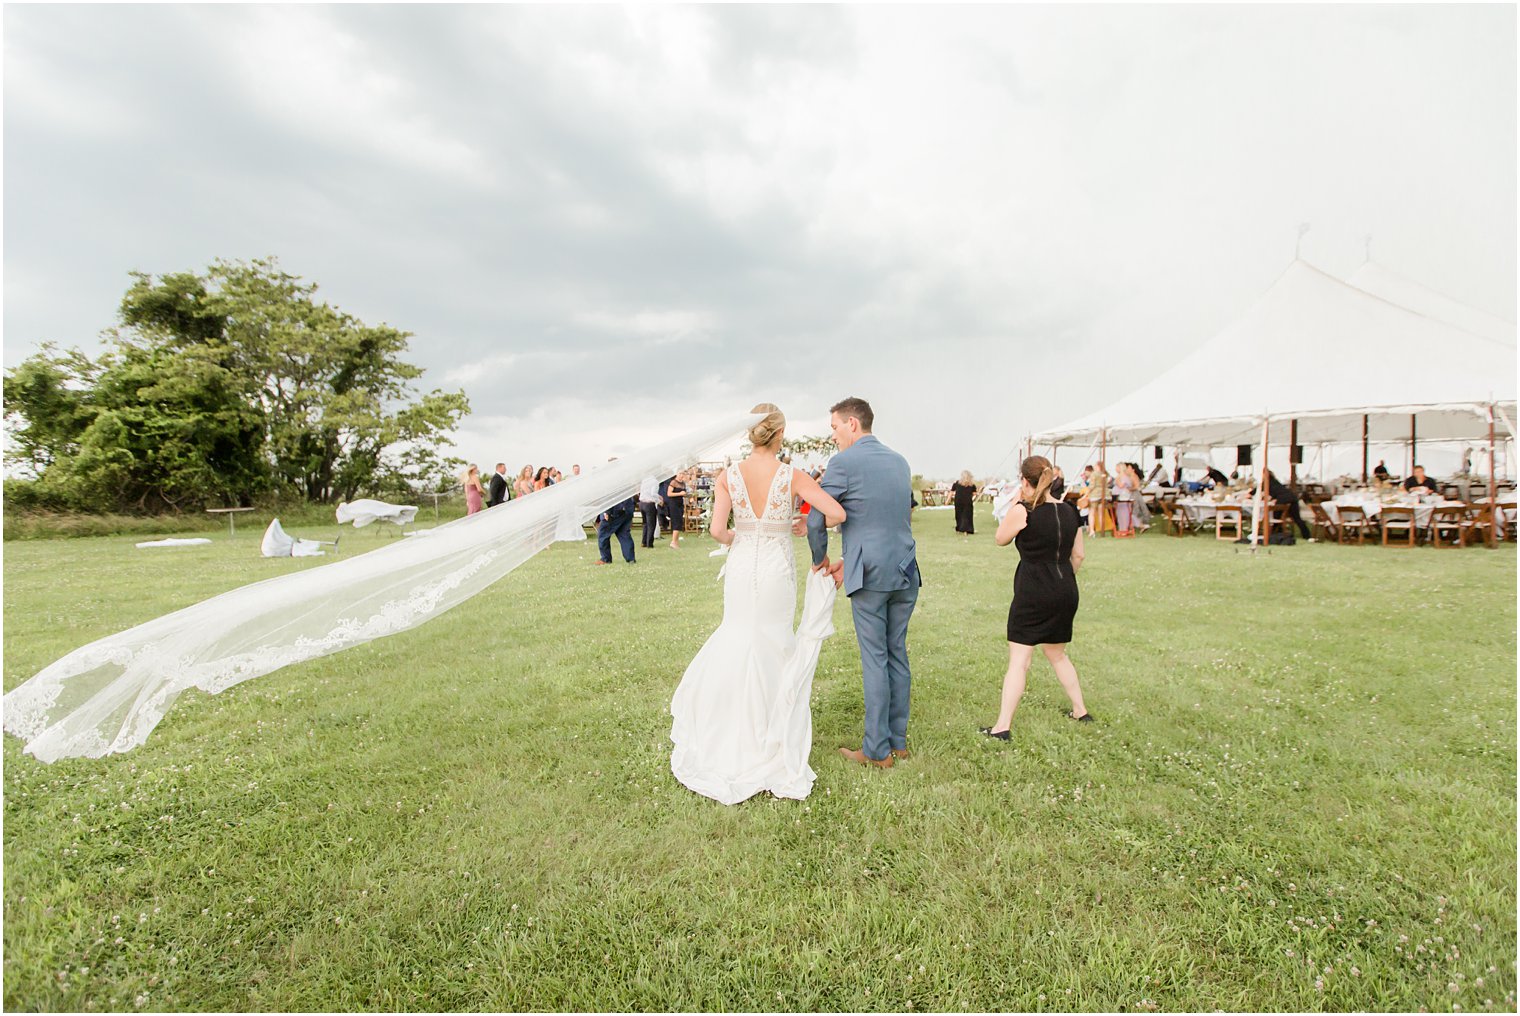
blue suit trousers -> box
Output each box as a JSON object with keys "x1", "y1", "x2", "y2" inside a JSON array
[{"x1": 849, "y1": 584, "x2": 919, "y2": 761}]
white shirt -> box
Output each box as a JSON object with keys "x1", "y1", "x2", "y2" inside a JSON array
[{"x1": 639, "y1": 476, "x2": 660, "y2": 503}]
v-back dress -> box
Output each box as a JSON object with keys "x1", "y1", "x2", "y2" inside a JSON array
[
  {"x1": 1005, "y1": 499, "x2": 1082, "y2": 645},
  {"x1": 669, "y1": 462, "x2": 820, "y2": 804}
]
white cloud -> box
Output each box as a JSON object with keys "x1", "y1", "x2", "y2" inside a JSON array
[{"x1": 210, "y1": 7, "x2": 495, "y2": 189}]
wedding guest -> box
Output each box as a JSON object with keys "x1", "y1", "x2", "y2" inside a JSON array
[
  {"x1": 1075, "y1": 465, "x2": 1094, "y2": 529},
  {"x1": 551, "y1": 468, "x2": 564, "y2": 484},
  {"x1": 572, "y1": 464, "x2": 582, "y2": 477},
  {"x1": 515, "y1": 465, "x2": 535, "y2": 499},
  {"x1": 951, "y1": 471, "x2": 979, "y2": 535},
  {"x1": 1087, "y1": 461, "x2": 1113, "y2": 535},
  {"x1": 1204, "y1": 466, "x2": 1229, "y2": 487},
  {"x1": 463, "y1": 464, "x2": 485, "y2": 516},
  {"x1": 1051, "y1": 466, "x2": 1066, "y2": 501},
  {"x1": 1403, "y1": 465, "x2": 1439, "y2": 494},
  {"x1": 980, "y1": 456, "x2": 1091, "y2": 741},
  {"x1": 534, "y1": 467, "x2": 552, "y2": 491},
  {"x1": 487, "y1": 463, "x2": 510, "y2": 507},
  {"x1": 638, "y1": 474, "x2": 662, "y2": 549},
  {"x1": 657, "y1": 475, "x2": 673, "y2": 535},
  {"x1": 1117, "y1": 462, "x2": 1150, "y2": 532},
  {"x1": 597, "y1": 492, "x2": 638, "y2": 564},
  {"x1": 1373, "y1": 459, "x2": 1390, "y2": 481},
  {"x1": 666, "y1": 469, "x2": 688, "y2": 548},
  {"x1": 1247, "y1": 469, "x2": 1311, "y2": 540}
]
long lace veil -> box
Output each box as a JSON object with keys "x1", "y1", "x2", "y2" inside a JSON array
[{"x1": 3, "y1": 411, "x2": 762, "y2": 762}]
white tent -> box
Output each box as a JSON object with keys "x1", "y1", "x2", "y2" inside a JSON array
[
  {"x1": 1349, "y1": 261, "x2": 1516, "y2": 346},
  {"x1": 1033, "y1": 260, "x2": 1516, "y2": 452}
]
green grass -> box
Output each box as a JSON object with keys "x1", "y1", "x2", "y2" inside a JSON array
[{"x1": 4, "y1": 509, "x2": 1515, "y2": 1011}]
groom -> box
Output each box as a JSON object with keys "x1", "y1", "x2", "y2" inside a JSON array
[{"x1": 804, "y1": 397, "x2": 921, "y2": 769}]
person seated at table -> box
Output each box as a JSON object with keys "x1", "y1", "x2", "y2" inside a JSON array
[
  {"x1": 1250, "y1": 469, "x2": 1311, "y2": 540},
  {"x1": 1204, "y1": 466, "x2": 1229, "y2": 488},
  {"x1": 1373, "y1": 459, "x2": 1390, "y2": 481},
  {"x1": 1403, "y1": 465, "x2": 1439, "y2": 494}
]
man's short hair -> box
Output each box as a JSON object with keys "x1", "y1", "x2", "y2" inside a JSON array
[
  {"x1": 830, "y1": 396, "x2": 874, "y2": 432},
  {"x1": 495, "y1": 462, "x2": 505, "y2": 470}
]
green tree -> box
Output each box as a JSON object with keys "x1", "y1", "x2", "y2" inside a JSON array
[{"x1": 4, "y1": 257, "x2": 470, "y2": 512}]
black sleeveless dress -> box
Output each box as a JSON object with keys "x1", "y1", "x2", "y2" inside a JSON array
[{"x1": 1006, "y1": 500, "x2": 1082, "y2": 645}]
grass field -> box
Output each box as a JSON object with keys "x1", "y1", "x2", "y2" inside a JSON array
[{"x1": 4, "y1": 507, "x2": 1515, "y2": 1012}]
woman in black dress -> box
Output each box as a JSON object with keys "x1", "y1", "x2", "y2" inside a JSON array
[
  {"x1": 665, "y1": 469, "x2": 688, "y2": 549},
  {"x1": 951, "y1": 471, "x2": 979, "y2": 535},
  {"x1": 980, "y1": 455, "x2": 1092, "y2": 740}
]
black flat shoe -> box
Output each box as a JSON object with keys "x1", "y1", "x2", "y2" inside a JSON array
[
  {"x1": 1064, "y1": 710, "x2": 1094, "y2": 723},
  {"x1": 978, "y1": 726, "x2": 1011, "y2": 740}
]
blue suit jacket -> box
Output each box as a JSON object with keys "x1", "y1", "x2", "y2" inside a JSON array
[{"x1": 807, "y1": 435, "x2": 921, "y2": 596}]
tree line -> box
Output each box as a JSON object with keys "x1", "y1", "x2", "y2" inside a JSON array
[{"x1": 4, "y1": 258, "x2": 469, "y2": 514}]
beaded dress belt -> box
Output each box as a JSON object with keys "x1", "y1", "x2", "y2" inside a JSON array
[{"x1": 734, "y1": 519, "x2": 793, "y2": 537}]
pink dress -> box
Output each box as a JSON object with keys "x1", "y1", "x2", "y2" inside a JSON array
[{"x1": 466, "y1": 482, "x2": 484, "y2": 515}]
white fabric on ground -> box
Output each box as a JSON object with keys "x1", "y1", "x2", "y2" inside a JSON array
[
  {"x1": 260, "y1": 518, "x2": 327, "y2": 558},
  {"x1": 135, "y1": 538, "x2": 213, "y2": 549}
]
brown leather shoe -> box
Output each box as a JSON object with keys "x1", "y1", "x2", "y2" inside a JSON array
[
  {"x1": 839, "y1": 746, "x2": 894, "y2": 768},
  {"x1": 891, "y1": 748, "x2": 910, "y2": 760}
]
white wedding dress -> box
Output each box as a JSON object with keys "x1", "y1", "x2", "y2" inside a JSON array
[{"x1": 670, "y1": 461, "x2": 835, "y2": 805}]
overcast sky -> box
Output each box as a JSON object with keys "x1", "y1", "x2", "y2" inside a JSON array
[{"x1": 4, "y1": 4, "x2": 1514, "y2": 477}]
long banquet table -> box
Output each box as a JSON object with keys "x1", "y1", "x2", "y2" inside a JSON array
[{"x1": 1321, "y1": 494, "x2": 1466, "y2": 531}]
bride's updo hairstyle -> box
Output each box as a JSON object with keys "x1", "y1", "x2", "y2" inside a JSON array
[
  {"x1": 1020, "y1": 455, "x2": 1056, "y2": 508},
  {"x1": 748, "y1": 403, "x2": 785, "y2": 449}
]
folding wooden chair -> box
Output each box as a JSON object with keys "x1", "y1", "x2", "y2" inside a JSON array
[
  {"x1": 1309, "y1": 503, "x2": 1339, "y2": 543},
  {"x1": 1266, "y1": 504, "x2": 1296, "y2": 542},
  {"x1": 1164, "y1": 500, "x2": 1192, "y2": 537},
  {"x1": 1215, "y1": 506, "x2": 1244, "y2": 542},
  {"x1": 1336, "y1": 504, "x2": 1372, "y2": 545},
  {"x1": 1379, "y1": 505, "x2": 1418, "y2": 547},
  {"x1": 1428, "y1": 505, "x2": 1467, "y2": 548},
  {"x1": 1463, "y1": 503, "x2": 1496, "y2": 547}
]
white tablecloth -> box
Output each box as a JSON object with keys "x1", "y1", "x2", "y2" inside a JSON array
[
  {"x1": 336, "y1": 499, "x2": 419, "y2": 528},
  {"x1": 1323, "y1": 495, "x2": 1465, "y2": 530},
  {"x1": 1176, "y1": 497, "x2": 1255, "y2": 525}
]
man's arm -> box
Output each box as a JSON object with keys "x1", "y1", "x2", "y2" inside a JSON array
[{"x1": 807, "y1": 459, "x2": 847, "y2": 566}]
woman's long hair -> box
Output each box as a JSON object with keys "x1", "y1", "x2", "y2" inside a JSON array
[
  {"x1": 959, "y1": 470, "x2": 974, "y2": 485},
  {"x1": 1020, "y1": 455, "x2": 1057, "y2": 508}
]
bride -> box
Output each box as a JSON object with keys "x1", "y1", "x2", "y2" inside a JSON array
[{"x1": 669, "y1": 404, "x2": 846, "y2": 805}]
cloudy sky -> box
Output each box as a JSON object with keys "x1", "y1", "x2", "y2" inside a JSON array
[{"x1": 4, "y1": 5, "x2": 1514, "y2": 477}]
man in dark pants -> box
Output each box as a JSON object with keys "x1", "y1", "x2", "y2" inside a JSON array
[
  {"x1": 1260, "y1": 469, "x2": 1311, "y2": 540},
  {"x1": 597, "y1": 493, "x2": 638, "y2": 564},
  {"x1": 637, "y1": 474, "x2": 661, "y2": 549},
  {"x1": 487, "y1": 463, "x2": 510, "y2": 507},
  {"x1": 656, "y1": 475, "x2": 673, "y2": 536}
]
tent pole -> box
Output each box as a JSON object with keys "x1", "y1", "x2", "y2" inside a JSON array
[
  {"x1": 1099, "y1": 427, "x2": 1109, "y2": 537},
  {"x1": 1251, "y1": 416, "x2": 1270, "y2": 552},
  {"x1": 1488, "y1": 404, "x2": 1498, "y2": 549},
  {"x1": 1289, "y1": 418, "x2": 1298, "y2": 489},
  {"x1": 1409, "y1": 414, "x2": 1417, "y2": 474},
  {"x1": 1361, "y1": 415, "x2": 1369, "y2": 483}
]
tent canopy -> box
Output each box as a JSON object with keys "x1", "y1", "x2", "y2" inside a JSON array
[
  {"x1": 1034, "y1": 260, "x2": 1516, "y2": 450},
  {"x1": 1349, "y1": 261, "x2": 1516, "y2": 346}
]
